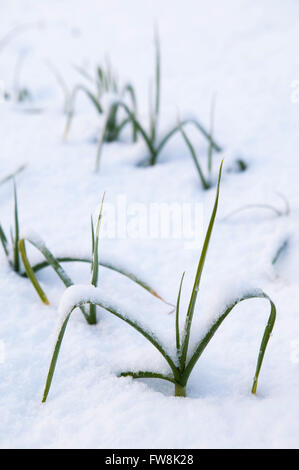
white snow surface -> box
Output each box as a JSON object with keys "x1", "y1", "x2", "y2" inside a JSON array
[{"x1": 0, "y1": 0, "x2": 299, "y2": 448}]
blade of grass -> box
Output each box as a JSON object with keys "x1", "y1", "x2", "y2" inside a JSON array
[
  {"x1": 90, "y1": 216, "x2": 95, "y2": 267},
  {"x1": 109, "y1": 101, "x2": 156, "y2": 155},
  {"x1": 119, "y1": 371, "x2": 176, "y2": 384},
  {"x1": 223, "y1": 204, "x2": 285, "y2": 221},
  {"x1": 20, "y1": 237, "x2": 73, "y2": 288},
  {"x1": 149, "y1": 27, "x2": 160, "y2": 144},
  {"x1": 19, "y1": 236, "x2": 89, "y2": 321},
  {"x1": 154, "y1": 118, "x2": 222, "y2": 166},
  {"x1": 22, "y1": 255, "x2": 171, "y2": 306},
  {"x1": 176, "y1": 272, "x2": 185, "y2": 354},
  {"x1": 75, "y1": 86, "x2": 103, "y2": 114},
  {"x1": 113, "y1": 117, "x2": 132, "y2": 138},
  {"x1": 64, "y1": 85, "x2": 103, "y2": 139},
  {"x1": 19, "y1": 239, "x2": 49, "y2": 305},
  {"x1": 251, "y1": 297, "x2": 276, "y2": 393},
  {"x1": 0, "y1": 225, "x2": 9, "y2": 258},
  {"x1": 91, "y1": 194, "x2": 105, "y2": 287},
  {"x1": 0, "y1": 164, "x2": 26, "y2": 186},
  {"x1": 276, "y1": 192, "x2": 290, "y2": 216},
  {"x1": 178, "y1": 121, "x2": 210, "y2": 189},
  {"x1": 95, "y1": 100, "x2": 156, "y2": 169},
  {"x1": 272, "y1": 238, "x2": 289, "y2": 265},
  {"x1": 89, "y1": 194, "x2": 105, "y2": 324},
  {"x1": 74, "y1": 64, "x2": 93, "y2": 83},
  {"x1": 121, "y1": 84, "x2": 138, "y2": 142},
  {"x1": 180, "y1": 160, "x2": 223, "y2": 371},
  {"x1": 95, "y1": 109, "x2": 111, "y2": 172},
  {"x1": 42, "y1": 305, "x2": 76, "y2": 402},
  {"x1": 13, "y1": 181, "x2": 20, "y2": 272},
  {"x1": 104, "y1": 104, "x2": 119, "y2": 141}
]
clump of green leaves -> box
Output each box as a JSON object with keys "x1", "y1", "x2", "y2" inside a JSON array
[
  {"x1": 42, "y1": 161, "x2": 276, "y2": 402},
  {"x1": 1, "y1": 187, "x2": 166, "y2": 312},
  {"x1": 96, "y1": 33, "x2": 222, "y2": 170},
  {"x1": 63, "y1": 59, "x2": 138, "y2": 150},
  {"x1": 19, "y1": 194, "x2": 171, "y2": 325}
]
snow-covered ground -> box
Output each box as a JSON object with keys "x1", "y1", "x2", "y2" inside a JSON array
[{"x1": 0, "y1": 0, "x2": 299, "y2": 448}]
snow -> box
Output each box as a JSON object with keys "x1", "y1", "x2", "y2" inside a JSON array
[
  {"x1": 0, "y1": 0, "x2": 299, "y2": 449},
  {"x1": 58, "y1": 284, "x2": 125, "y2": 321},
  {"x1": 21, "y1": 229, "x2": 46, "y2": 248}
]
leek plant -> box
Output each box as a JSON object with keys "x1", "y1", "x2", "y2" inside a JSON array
[
  {"x1": 95, "y1": 33, "x2": 222, "y2": 170},
  {"x1": 19, "y1": 196, "x2": 171, "y2": 323},
  {"x1": 63, "y1": 59, "x2": 137, "y2": 147},
  {"x1": 0, "y1": 184, "x2": 168, "y2": 322},
  {"x1": 42, "y1": 161, "x2": 276, "y2": 402}
]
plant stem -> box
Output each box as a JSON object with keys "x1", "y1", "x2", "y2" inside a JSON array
[
  {"x1": 87, "y1": 310, "x2": 97, "y2": 325},
  {"x1": 175, "y1": 383, "x2": 186, "y2": 397}
]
